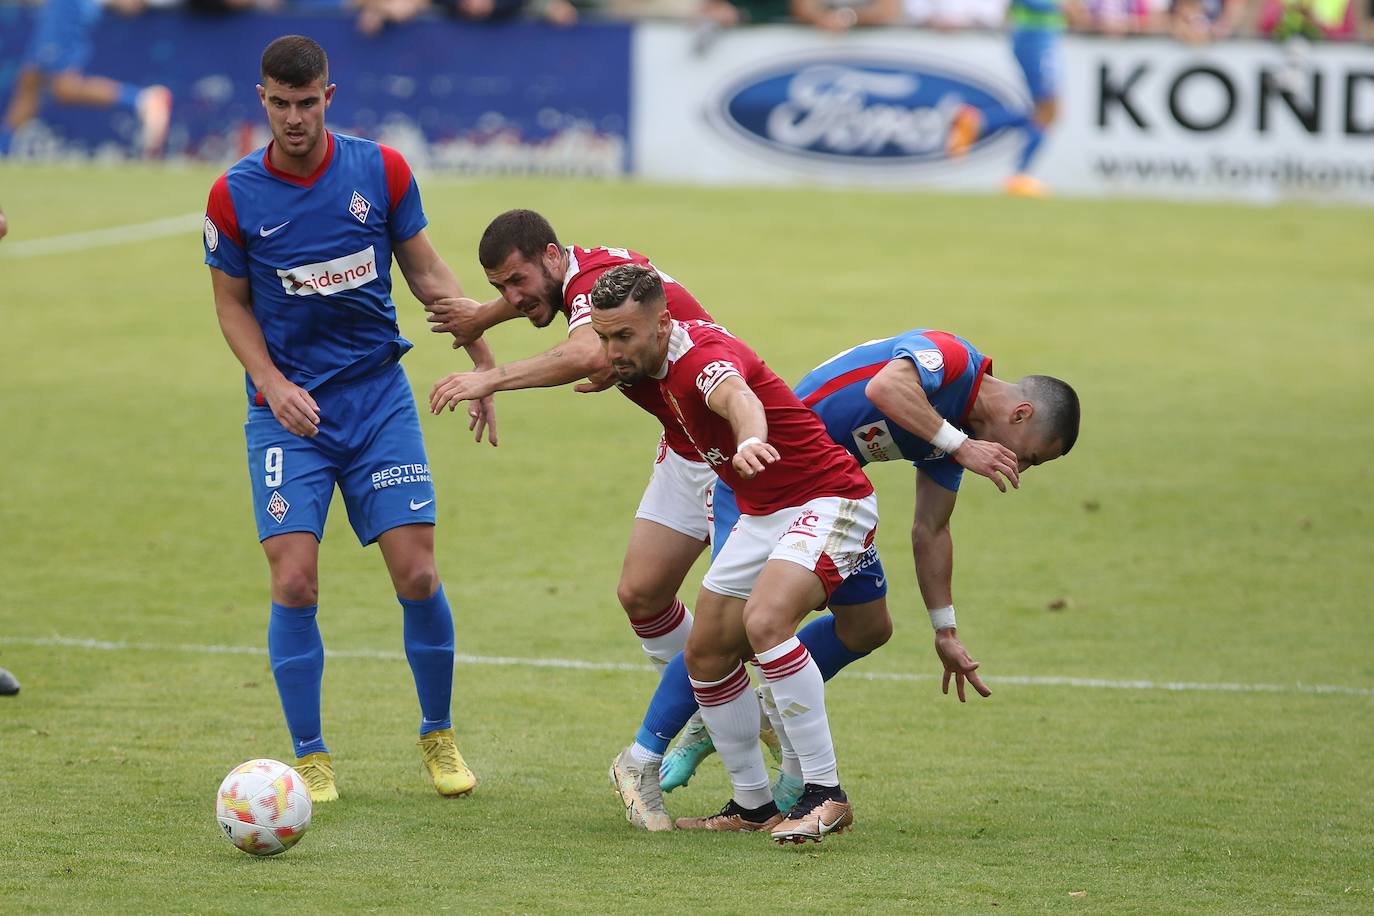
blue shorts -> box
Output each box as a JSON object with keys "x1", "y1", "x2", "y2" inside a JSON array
[
  {"x1": 22, "y1": 0, "x2": 100, "y2": 74},
  {"x1": 711, "y1": 480, "x2": 887, "y2": 607},
  {"x1": 244, "y1": 362, "x2": 436, "y2": 546},
  {"x1": 1012, "y1": 29, "x2": 1060, "y2": 104}
]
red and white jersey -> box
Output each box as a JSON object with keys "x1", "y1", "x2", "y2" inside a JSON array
[
  {"x1": 560, "y1": 245, "x2": 712, "y2": 463},
  {"x1": 656, "y1": 320, "x2": 872, "y2": 516}
]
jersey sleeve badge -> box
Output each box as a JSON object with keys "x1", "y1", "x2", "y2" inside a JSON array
[{"x1": 913, "y1": 349, "x2": 944, "y2": 371}]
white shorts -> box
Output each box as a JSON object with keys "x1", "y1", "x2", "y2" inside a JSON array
[
  {"x1": 634, "y1": 436, "x2": 716, "y2": 542},
  {"x1": 701, "y1": 493, "x2": 879, "y2": 600}
]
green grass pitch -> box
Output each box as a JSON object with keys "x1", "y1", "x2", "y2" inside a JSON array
[{"x1": 1, "y1": 165, "x2": 1371, "y2": 913}]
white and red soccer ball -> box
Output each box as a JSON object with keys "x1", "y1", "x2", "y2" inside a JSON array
[{"x1": 215, "y1": 759, "x2": 312, "y2": 856}]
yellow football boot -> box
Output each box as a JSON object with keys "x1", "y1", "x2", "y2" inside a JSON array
[
  {"x1": 293, "y1": 751, "x2": 339, "y2": 803},
  {"x1": 418, "y1": 728, "x2": 477, "y2": 797}
]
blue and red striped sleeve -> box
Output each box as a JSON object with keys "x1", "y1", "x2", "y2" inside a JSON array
[
  {"x1": 380, "y1": 145, "x2": 427, "y2": 243},
  {"x1": 203, "y1": 173, "x2": 247, "y2": 277}
]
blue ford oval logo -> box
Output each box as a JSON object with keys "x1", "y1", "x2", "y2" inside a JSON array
[{"x1": 713, "y1": 54, "x2": 1024, "y2": 166}]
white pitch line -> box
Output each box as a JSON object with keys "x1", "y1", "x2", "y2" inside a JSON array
[
  {"x1": 3, "y1": 634, "x2": 1372, "y2": 698},
  {"x1": 0, "y1": 211, "x2": 201, "y2": 258}
]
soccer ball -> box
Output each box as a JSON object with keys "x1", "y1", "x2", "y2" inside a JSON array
[{"x1": 215, "y1": 759, "x2": 312, "y2": 856}]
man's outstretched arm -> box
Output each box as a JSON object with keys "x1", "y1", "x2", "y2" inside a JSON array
[
  {"x1": 912, "y1": 470, "x2": 990, "y2": 702},
  {"x1": 429, "y1": 323, "x2": 609, "y2": 415}
]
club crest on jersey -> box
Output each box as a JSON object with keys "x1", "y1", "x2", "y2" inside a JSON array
[
  {"x1": 266, "y1": 490, "x2": 290, "y2": 524},
  {"x1": 204, "y1": 217, "x2": 219, "y2": 252},
  {"x1": 913, "y1": 349, "x2": 944, "y2": 371},
  {"x1": 851, "y1": 419, "x2": 899, "y2": 462},
  {"x1": 348, "y1": 191, "x2": 371, "y2": 224}
]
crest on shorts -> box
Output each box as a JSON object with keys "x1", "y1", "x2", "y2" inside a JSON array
[
  {"x1": 204, "y1": 217, "x2": 219, "y2": 252},
  {"x1": 913, "y1": 349, "x2": 944, "y2": 371},
  {"x1": 267, "y1": 490, "x2": 290, "y2": 524},
  {"x1": 348, "y1": 191, "x2": 371, "y2": 224}
]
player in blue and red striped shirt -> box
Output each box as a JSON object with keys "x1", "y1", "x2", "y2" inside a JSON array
[
  {"x1": 623, "y1": 330, "x2": 1079, "y2": 822},
  {"x1": 203, "y1": 35, "x2": 496, "y2": 804}
]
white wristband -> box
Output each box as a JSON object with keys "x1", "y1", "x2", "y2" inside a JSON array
[
  {"x1": 930, "y1": 421, "x2": 968, "y2": 454},
  {"x1": 737, "y1": 436, "x2": 763, "y2": 451},
  {"x1": 928, "y1": 605, "x2": 956, "y2": 631}
]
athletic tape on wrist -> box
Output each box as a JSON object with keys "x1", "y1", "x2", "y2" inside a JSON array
[
  {"x1": 931, "y1": 420, "x2": 968, "y2": 454},
  {"x1": 929, "y1": 605, "x2": 956, "y2": 631},
  {"x1": 737, "y1": 436, "x2": 763, "y2": 451}
]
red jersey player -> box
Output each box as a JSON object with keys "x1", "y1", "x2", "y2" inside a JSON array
[
  {"x1": 589, "y1": 264, "x2": 877, "y2": 845},
  {"x1": 427, "y1": 212, "x2": 728, "y2": 700}
]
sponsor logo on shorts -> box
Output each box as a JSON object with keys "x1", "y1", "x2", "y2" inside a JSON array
[
  {"x1": 203, "y1": 217, "x2": 219, "y2": 252},
  {"x1": 852, "y1": 544, "x2": 880, "y2": 573},
  {"x1": 277, "y1": 246, "x2": 378, "y2": 297},
  {"x1": 655, "y1": 435, "x2": 668, "y2": 465},
  {"x1": 784, "y1": 512, "x2": 820, "y2": 538},
  {"x1": 266, "y1": 490, "x2": 290, "y2": 524},
  {"x1": 370, "y1": 463, "x2": 432, "y2": 491},
  {"x1": 349, "y1": 190, "x2": 371, "y2": 224},
  {"x1": 851, "y1": 419, "x2": 899, "y2": 462}
]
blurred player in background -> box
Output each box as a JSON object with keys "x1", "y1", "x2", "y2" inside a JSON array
[
  {"x1": 0, "y1": 0, "x2": 172, "y2": 158},
  {"x1": 0, "y1": 202, "x2": 8, "y2": 240},
  {"x1": 591, "y1": 265, "x2": 877, "y2": 845},
  {"x1": 630, "y1": 331, "x2": 1080, "y2": 823},
  {"x1": 203, "y1": 35, "x2": 496, "y2": 803},
  {"x1": 946, "y1": 0, "x2": 1064, "y2": 197}
]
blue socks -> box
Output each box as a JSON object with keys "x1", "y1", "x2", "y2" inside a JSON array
[
  {"x1": 1016, "y1": 121, "x2": 1046, "y2": 174},
  {"x1": 399, "y1": 584, "x2": 455, "y2": 736},
  {"x1": 797, "y1": 613, "x2": 870, "y2": 677},
  {"x1": 635, "y1": 652, "x2": 699, "y2": 756},
  {"x1": 268, "y1": 602, "x2": 328, "y2": 758},
  {"x1": 635, "y1": 613, "x2": 870, "y2": 754}
]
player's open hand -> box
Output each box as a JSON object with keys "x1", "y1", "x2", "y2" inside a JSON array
[
  {"x1": 425, "y1": 297, "x2": 485, "y2": 348},
  {"x1": 429, "y1": 371, "x2": 493, "y2": 416},
  {"x1": 732, "y1": 439, "x2": 779, "y2": 479},
  {"x1": 952, "y1": 438, "x2": 1020, "y2": 492},
  {"x1": 261, "y1": 377, "x2": 321, "y2": 437},
  {"x1": 934, "y1": 629, "x2": 991, "y2": 702},
  {"x1": 469, "y1": 394, "x2": 498, "y2": 446}
]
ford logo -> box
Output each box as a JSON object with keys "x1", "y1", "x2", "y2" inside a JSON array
[{"x1": 711, "y1": 54, "x2": 1025, "y2": 166}]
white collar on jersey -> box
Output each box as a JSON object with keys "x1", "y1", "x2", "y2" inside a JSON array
[
  {"x1": 561, "y1": 246, "x2": 577, "y2": 294},
  {"x1": 653, "y1": 321, "x2": 693, "y2": 379}
]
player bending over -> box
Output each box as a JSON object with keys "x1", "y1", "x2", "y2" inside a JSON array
[
  {"x1": 204, "y1": 35, "x2": 495, "y2": 803},
  {"x1": 617, "y1": 329, "x2": 1080, "y2": 823}
]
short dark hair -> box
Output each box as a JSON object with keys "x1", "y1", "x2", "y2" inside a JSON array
[
  {"x1": 1022, "y1": 375, "x2": 1080, "y2": 456},
  {"x1": 478, "y1": 209, "x2": 561, "y2": 270},
  {"x1": 261, "y1": 36, "x2": 328, "y2": 89},
  {"x1": 590, "y1": 264, "x2": 664, "y2": 311}
]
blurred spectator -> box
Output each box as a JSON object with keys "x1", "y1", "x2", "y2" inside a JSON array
[
  {"x1": 431, "y1": 0, "x2": 582, "y2": 25},
  {"x1": 1067, "y1": 0, "x2": 1168, "y2": 33},
  {"x1": 906, "y1": 0, "x2": 1009, "y2": 29},
  {"x1": 790, "y1": 0, "x2": 903, "y2": 31},
  {"x1": 357, "y1": 0, "x2": 432, "y2": 34},
  {"x1": 0, "y1": 203, "x2": 8, "y2": 242},
  {"x1": 1258, "y1": 0, "x2": 1356, "y2": 37},
  {"x1": 1170, "y1": 0, "x2": 1244, "y2": 41},
  {"x1": 0, "y1": 0, "x2": 172, "y2": 158},
  {"x1": 184, "y1": 0, "x2": 282, "y2": 13}
]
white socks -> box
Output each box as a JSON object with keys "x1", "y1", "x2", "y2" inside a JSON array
[
  {"x1": 690, "y1": 662, "x2": 773, "y2": 809},
  {"x1": 631, "y1": 598, "x2": 693, "y2": 667},
  {"x1": 757, "y1": 637, "x2": 838, "y2": 787}
]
